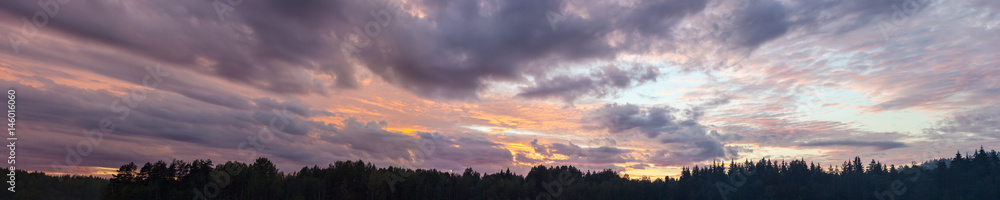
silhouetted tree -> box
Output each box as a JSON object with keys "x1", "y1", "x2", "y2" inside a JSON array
[{"x1": 13, "y1": 147, "x2": 1000, "y2": 200}]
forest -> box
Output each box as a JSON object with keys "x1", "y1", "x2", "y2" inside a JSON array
[{"x1": 2, "y1": 147, "x2": 999, "y2": 200}]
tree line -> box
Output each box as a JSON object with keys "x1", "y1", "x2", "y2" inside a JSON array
[{"x1": 2, "y1": 147, "x2": 999, "y2": 199}]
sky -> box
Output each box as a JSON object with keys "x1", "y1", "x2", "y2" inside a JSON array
[{"x1": 0, "y1": 0, "x2": 998, "y2": 179}]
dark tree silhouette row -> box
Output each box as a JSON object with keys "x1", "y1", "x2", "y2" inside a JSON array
[{"x1": 2, "y1": 147, "x2": 999, "y2": 200}]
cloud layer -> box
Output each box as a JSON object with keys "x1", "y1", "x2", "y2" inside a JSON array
[{"x1": 0, "y1": 0, "x2": 998, "y2": 178}]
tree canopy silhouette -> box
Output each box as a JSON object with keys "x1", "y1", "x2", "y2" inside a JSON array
[{"x1": 4, "y1": 147, "x2": 999, "y2": 200}]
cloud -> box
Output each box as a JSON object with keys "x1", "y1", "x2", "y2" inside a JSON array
[
  {"x1": 318, "y1": 118, "x2": 515, "y2": 171},
  {"x1": 320, "y1": 118, "x2": 418, "y2": 161},
  {"x1": 0, "y1": 75, "x2": 325, "y2": 172},
  {"x1": 935, "y1": 106, "x2": 1000, "y2": 139},
  {"x1": 2, "y1": 70, "x2": 524, "y2": 174},
  {"x1": 529, "y1": 139, "x2": 633, "y2": 168},
  {"x1": 628, "y1": 163, "x2": 651, "y2": 169},
  {"x1": 350, "y1": 0, "x2": 713, "y2": 99},
  {"x1": 588, "y1": 103, "x2": 698, "y2": 138},
  {"x1": 587, "y1": 103, "x2": 740, "y2": 164},
  {"x1": 3, "y1": 0, "x2": 999, "y2": 179},
  {"x1": 518, "y1": 65, "x2": 660, "y2": 103},
  {"x1": 799, "y1": 140, "x2": 908, "y2": 150},
  {"x1": 0, "y1": 0, "x2": 712, "y2": 100},
  {"x1": 647, "y1": 139, "x2": 737, "y2": 166},
  {"x1": 725, "y1": 0, "x2": 790, "y2": 50},
  {"x1": 0, "y1": 0, "x2": 941, "y2": 101},
  {"x1": 515, "y1": 153, "x2": 543, "y2": 164}
]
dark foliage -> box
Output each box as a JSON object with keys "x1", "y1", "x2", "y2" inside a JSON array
[
  {"x1": 0, "y1": 169, "x2": 106, "y2": 200},
  {"x1": 7, "y1": 147, "x2": 1000, "y2": 200}
]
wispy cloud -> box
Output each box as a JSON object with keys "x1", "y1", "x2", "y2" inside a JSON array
[{"x1": 1, "y1": 0, "x2": 998, "y2": 178}]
